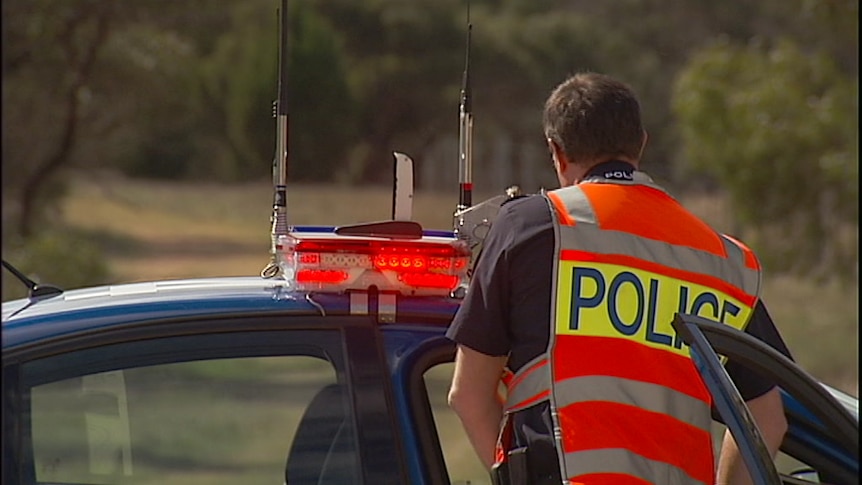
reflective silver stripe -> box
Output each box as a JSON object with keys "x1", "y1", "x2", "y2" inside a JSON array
[
  {"x1": 564, "y1": 448, "x2": 708, "y2": 485},
  {"x1": 508, "y1": 372, "x2": 712, "y2": 433},
  {"x1": 514, "y1": 353, "x2": 547, "y2": 377},
  {"x1": 558, "y1": 223, "x2": 760, "y2": 294},
  {"x1": 549, "y1": 178, "x2": 760, "y2": 296},
  {"x1": 546, "y1": 195, "x2": 571, "y2": 479},
  {"x1": 721, "y1": 235, "x2": 762, "y2": 296},
  {"x1": 554, "y1": 375, "x2": 712, "y2": 432},
  {"x1": 505, "y1": 356, "x2": 552, "y2": 412},
  {"x1": 558, "y1": 186, "x2": 597, "y2": 225},
  {"x1": 721, "y1": 235, "x2": 745, "y2": 266}
]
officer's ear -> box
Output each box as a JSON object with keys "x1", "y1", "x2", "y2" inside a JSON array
[
  {"x1": 638, "y1": 130, "x2": 649, "y2": 160},
  {"x1": 547, "y1": 138, "x2": 567, "y2": 174}
]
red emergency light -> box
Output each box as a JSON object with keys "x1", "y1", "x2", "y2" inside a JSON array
[{"x1": 279, "y1": 233, "x2": 470, "y2": 296}]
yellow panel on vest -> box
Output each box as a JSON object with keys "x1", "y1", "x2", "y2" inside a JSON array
[{"x1": 555, "y1": 260, "x2": 753, "y2": 357}]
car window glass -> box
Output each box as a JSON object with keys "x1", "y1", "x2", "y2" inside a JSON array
[
  {"x1": 28, "y1": 354, "x2": 356, "y2": 485},
  {"x1": 423, "y1": 362, "x2": 490, "y2": 485}
]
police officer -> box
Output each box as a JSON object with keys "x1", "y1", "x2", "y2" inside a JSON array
[{"x1": 447, "y1": 71, "x2": 792, "y2": 485}]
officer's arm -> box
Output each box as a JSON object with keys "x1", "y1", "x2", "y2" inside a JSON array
[
  {"x1": 715, "y1": 386, "x2": 788, "y2": 485},
  {"x1": 448, "y1": 344, "x2": 508, "y2": 469}
]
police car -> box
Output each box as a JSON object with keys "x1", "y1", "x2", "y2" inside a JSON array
[{"x1": 2, "y1": 2, "x2": 858, "y2": 483}]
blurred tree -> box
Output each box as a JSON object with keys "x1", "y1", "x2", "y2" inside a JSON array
[
  {"x1": 2, "y1": 0, "x2": 114, "y2": 238},
  {"x1": 2, "y1": 0, "x2": 230, "y2": 233},
  {"x1": 1, "y1": 0, "x2": 357, "y2": 242},
  {"x1": 2, "y1": 231, "x2": 111, "y2": 301},
  {"x1": 314, "y1": 0, "x2": 466, "y2": 184},
  {"x1": 113, "y1": 23, "x2": 210, "y2": 179},
  {"x1": 673, "y1": 37, "x2": 857, "y2": 280},
  {"x1": 1, "y1": 0, "x2": 231, "y2": 292},
  {"x1": 286, "y1": 0, "x2": 359, "y2": 181},
  {"x1": 126, "y1": 0, "x2": 358, "y2": 182}
]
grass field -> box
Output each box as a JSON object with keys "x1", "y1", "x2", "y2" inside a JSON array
[{"x1": 59, "y1": 173, "x2": 858, "y2": 396}]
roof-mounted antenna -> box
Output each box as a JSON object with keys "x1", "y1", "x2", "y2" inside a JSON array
[
  {"x1": 454, "y1": 2, "x2": 473, "y2": 234},
  {"x1": 262, "y1": 0, "x2": 290, "y2": 278},
  {"x1": 2, "y1": 259, "x2": 63, "y2": 299}
]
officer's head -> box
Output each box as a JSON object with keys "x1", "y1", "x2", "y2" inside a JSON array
[{"x1": 543, "y1": 72, "x2": 647, "y2": 186}]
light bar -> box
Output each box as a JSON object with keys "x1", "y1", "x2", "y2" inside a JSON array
[{"x1": 278, "y1": 233, "x2": 470, "y2": 296}]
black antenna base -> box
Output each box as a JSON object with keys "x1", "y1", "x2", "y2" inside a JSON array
[{"x1": 2, "y1": 259, "x2": 64, "y2": 299}]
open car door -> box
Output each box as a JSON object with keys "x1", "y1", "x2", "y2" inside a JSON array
[{"x1": 672, "y1": 313, "x2": 859, "y2": 485}]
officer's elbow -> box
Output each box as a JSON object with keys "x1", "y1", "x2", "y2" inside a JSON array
[
  {"x1": 448, "y1": 346, "x2": 507, "y2": 417},
  {"x1": 448, "y1": 382, "x2": 482, "y2": 417},
  {"x1": 448, "y1": 384, "x2": 467, "y2": 414}
]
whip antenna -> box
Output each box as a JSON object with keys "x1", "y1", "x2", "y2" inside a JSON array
[
  {"x1": 454, "y1": 2, "x2": 474, "y2": 231},
  {"x1": 262, "y1": 0, "x2": 290, "y2": 278}
]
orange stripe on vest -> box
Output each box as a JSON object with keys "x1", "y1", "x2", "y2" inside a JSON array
[
  {"x1": 579, "y1": 183, "x2": 726, "y2": 256},
  {"x1": 554, "y1": 335, "x2": 712, "y2": 403},
  {"x1": 559, "y1": 401, "x2": 714, "y2": 484},
  {"x1": 722, "y1": 233, "x2": 762, "y2": 270}
]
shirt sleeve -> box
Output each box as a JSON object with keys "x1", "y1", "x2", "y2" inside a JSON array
[
  {"x1": 724, "y1": 300, "x2": 795, "y2": 401},
  {"x1": 445, "y1": 203, "x2": 520, "y2": 357}
]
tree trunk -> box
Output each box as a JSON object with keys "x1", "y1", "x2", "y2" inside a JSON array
[{"x1": 18, "y1": 6, "x2": 111, "y2": 238}]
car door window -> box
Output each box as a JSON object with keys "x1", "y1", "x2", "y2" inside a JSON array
[{"x1": 16, "y1": 330, "x2": 358, "y2": 485}]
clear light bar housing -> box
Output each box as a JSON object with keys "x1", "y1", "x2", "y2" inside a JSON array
[{"x1": 278, "y1": 233, "x2": 470, "y2": 296}]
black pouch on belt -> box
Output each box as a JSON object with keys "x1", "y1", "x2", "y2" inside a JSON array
[
  {"x1": 490, "y1": 447, "x2": 530, "y2": 485},
  {"x1": 507, "y1": 447, "x2": 529, "y2": 484},
  {"x1": 490, "y1": 461, "x2": 507, "y2": 485}
]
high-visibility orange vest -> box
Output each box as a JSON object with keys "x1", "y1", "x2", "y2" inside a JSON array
[{"x1": 499, "y1": 172, "x2": 761, "y2": 485}]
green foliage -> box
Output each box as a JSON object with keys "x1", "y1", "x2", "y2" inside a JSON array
[
  {"x1": 189, "y1": 1, "x2": 280, "y2": 181},
  {"x1": 122, "y1": 127, "x2": 197, "y2": 179},
  {"x1": 2, "y1": 0, "x2": 113, "y2": 228},
  {"x1": 288, "y1": 0, "x2": 360, "y2": 181},
  {"x1": 177, "y1": 0, "x2": 358, "y2": 182},
  {"x1": 2, "y1": 229, "x2": 112, "y2": 302},
  {"x1": 315, "y1": 0, "x2": 466, "y2": 183},
  {"x1": 108, "y1": 23, "x2": 209, "y2": 180},
  {"x1": 672, "y1": 38, "x2": 858, "y2": 279}
]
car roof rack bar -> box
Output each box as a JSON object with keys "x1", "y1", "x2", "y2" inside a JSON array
[{"x1": 671, "y1": 313, "x2": 782, "y2": 485}]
